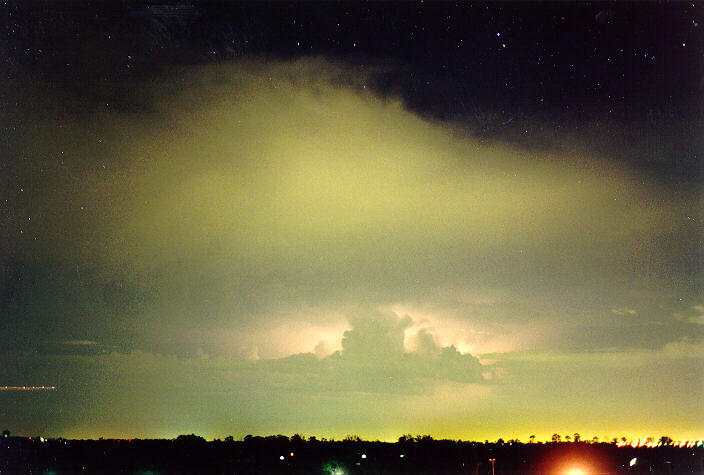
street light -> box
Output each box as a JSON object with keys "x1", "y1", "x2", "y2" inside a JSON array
[{"x1": 489, "y1": 458, "x2": 496, "y2": 475}]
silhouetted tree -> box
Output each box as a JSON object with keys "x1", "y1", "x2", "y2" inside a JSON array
[
  {"x1": 529, "y1": 435, "x2": 536, "y2": 443},
  {"x1": 565, "y1": 435, "x2": 571, "y2": 442},
  {"x1": 224, "y1": 435, "x2": 234, "y2": 442},
  {"x1": 551, "y1": 433, "x2": 561, "y2": 443},
  {"x1": 659, "y1": 436, "x2": 673, "y2": 445},
  {"x1": 573, "y1": 433, "x2": 581, "y2": 442},
  {"x1": 415, "y1": 435, "x2": 434, "y2": 443},
  {"x1": 591, "y1": 436, "x2": 599, "y2": 443},
  {"x1": 176, "y1": 434, "x2": 206, "y2": 444}
]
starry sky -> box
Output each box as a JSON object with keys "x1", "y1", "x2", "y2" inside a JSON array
[{"x1": 1, "y1": 1, "x2": 702, "y2": 441}]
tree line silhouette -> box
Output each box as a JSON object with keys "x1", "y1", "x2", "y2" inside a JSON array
[{"x1": 1, "y1": 431, "x2": 701, "y2": 474}]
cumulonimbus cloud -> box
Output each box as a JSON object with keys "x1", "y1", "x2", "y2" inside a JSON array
[{"x1": 4, "y1": 58, "x2": 699, "y2": 361}]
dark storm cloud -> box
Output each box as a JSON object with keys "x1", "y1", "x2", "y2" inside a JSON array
[
  {"x1": 0, "y1": 260, "x2": 150, "y2": 354},
  {"x1": 1, "y1": 0, "x2": 701, "y2": 439},
  {"x1": 5, "y1": 1, "x2": 701, "y2": 178}
]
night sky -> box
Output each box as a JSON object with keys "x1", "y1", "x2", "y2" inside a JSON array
[{"x1": 1, "y1": 1, "x2": 702, "y2": 441}]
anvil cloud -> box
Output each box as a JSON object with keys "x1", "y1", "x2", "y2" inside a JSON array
[{"x1": 1, "y1": 59, "x2": 702, "y2": 440}]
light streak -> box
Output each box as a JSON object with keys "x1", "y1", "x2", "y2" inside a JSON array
[
  {"x1": 0, "y1": 386, "x2": 57, "y2": 391},
  {"x1": 616, "y1": 437, "x2": 703, "y2": 448}
]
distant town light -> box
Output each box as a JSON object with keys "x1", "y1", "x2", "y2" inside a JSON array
[
  {"x1": 563, "y1": 467, "x2": 588, "y2": 475},
  {"x1": 629, "y1": 457, "x2": 637, "y2": 467},
  {"x1": 279, "y1": 455, "x2": 285, "y2": 460},
  {"x1": 361, "y1": 453, "x2": 366, "y2": 459}
]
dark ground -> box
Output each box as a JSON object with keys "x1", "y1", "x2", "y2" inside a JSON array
[{"x1": 1, "y1": 434, "x2": 703, "y2": 474}]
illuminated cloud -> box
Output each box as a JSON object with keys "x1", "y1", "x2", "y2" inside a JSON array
[
  {"x1": 253, "y1": 308, "x2": 485, "y2": 395},
  {"x1": 2, "y1": 58, "x2": 701, "y2": 440},
  {"x1": 611, "y1": 307, "x2": 638, "y2": 316},
  {"x1": 0, "y1": 308, "x2": 487, "y2": 439},
  {"x1": 686, "y1": 305, "x2": 704, "y2": 325}
]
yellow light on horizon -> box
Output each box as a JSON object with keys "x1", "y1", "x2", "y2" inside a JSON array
[{"x1": 563, "y1": 468, "x2": 588, "y2": 475}]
